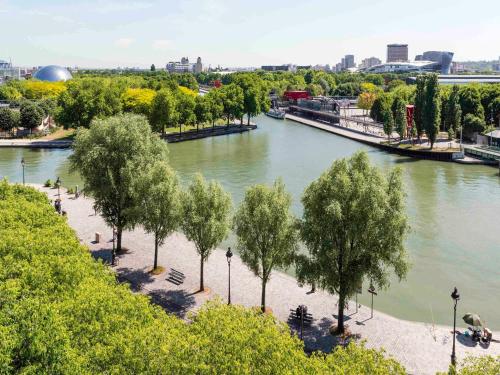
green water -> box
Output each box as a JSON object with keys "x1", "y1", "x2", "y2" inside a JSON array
[{"x1": 1, "y1": 115, "x2": 499, "y2": 328}]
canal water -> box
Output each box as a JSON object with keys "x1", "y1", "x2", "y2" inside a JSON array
[{"x1": 1, "y1": 114, "x2": 499, "y2": 329}]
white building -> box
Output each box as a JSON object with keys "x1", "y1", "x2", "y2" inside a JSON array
[{"x1": 166, "y1": 57, "x2": 203, "y2": 73}]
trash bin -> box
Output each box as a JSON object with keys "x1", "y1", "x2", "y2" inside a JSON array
[{"x1": 95, "y1": 232, "x2": 101, "y2": 243}]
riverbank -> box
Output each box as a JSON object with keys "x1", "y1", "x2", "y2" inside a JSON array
[
  {"x1": 285, "y1": 113, "x2": 497, "y2": 165},
  {"x1": 0, "y1": 139, "x2": 72, "y2": 148},
  {"x1": 35, "y1": 184, "x2": 500, "y2": 375},
  {"x1": 164, "y1": 124, "x2": 257, "y2": 143}
]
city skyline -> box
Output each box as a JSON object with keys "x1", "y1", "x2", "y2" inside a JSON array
[{"x1": 0, "y1": 0, "x2": 499, "y2": 69}]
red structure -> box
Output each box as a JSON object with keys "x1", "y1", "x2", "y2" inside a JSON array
[
  {"x1": 283, "y1": 91, "x2": 309, "y2": 101},
  {"x1": 213, "y1": 80, "x2": 222, "y2": 88}
]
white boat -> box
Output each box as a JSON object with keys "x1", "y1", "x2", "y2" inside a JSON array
[{"x1": 266, "y1": 108, "x2": 286, "y2": 119}]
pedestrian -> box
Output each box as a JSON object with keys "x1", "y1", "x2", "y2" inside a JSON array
[{"x1": 75, "y1": 185, "x2": 79, "y2": 199}]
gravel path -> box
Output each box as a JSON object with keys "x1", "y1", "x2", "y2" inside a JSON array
[{"x1": 36, "y1": 185, "x2": 500, "y2": 375}]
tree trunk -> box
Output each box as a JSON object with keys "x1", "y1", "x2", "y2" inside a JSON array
[
  {"x1": 200, "y1": 256, "x2": 204, "y2": 291},
  {"x1": 247, "y1": 114, "x2": 251, "y2": 126},
  {"x1": 261, "y1": 278, "x2": 267, "y2": 313},
  {"x1": 116, "y1": 226, "x2": 122, "y2": 253},
  {"x1": 337, "y1": 293, "x2": 346, "y2": 334},
  {"x1": 196, "y1": 122, "x2": 199, "y2": 132},
  {"x1": 153, "y1": 232, "x2": 159, "y2": 270},
  {"x1": 227, "y1": 116, "x2": 230, "y2": 126},
  {"x1": 179, "y1": 125, "x2": 182, "y2": 136}
]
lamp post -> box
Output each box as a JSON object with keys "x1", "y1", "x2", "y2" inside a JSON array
[
  {"x1": 56, "y1": 177, "x2": 61, "y2": 199},
  {"x1": 111, "y1": 227, "x2": 116, "y2": 266},
  {"x1": 368, "y1": 284, "x2": 377, "y2": 319},
  {"x1": 21, "y1": 158, "x2": 25, "y2": 185},
  {"x1": 226, "y1": 247, "x2": 233, "y2": 305},
  {"x1": 451, "y1": 287, "x2": 460, "y2": 367}
]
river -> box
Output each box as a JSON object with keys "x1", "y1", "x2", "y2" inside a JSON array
[{"x1": 1, "y1": 114, "x2": 499, "y2": 328}]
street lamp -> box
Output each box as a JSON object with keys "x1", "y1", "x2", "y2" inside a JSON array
[
  {"x1": 56, "y1": 177, "x2": 61, "y2": 199},
  {"x1": 368, "y1": 284, "x2": 377, "y2": 319},
  {"x1": 451, "y1": 287, "x2": 460, "y2": 367},
  {"x1": 226, "y1": 247, "x2": 233, "y2": 305},
  {"x1": 21, "y1": 158, "x2": 25, "y2": 185},
  {"x1": 111, "y1": 227, "x2": 116, "y2": 266}
]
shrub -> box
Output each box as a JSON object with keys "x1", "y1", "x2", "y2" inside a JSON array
[{"x1": 43, "y1": 179, "x2": 52, "y2": 187}]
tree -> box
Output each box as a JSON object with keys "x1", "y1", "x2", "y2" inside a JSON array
[
  {"x1": 445, "y1": 85, "x2": 462, "y2": 133},
  {"x1": 463, "y1": 113, "x2": 486, "y2": 140},
  {"x1": 393, "y1": 97, "x2": 407, "y2": 140},
  {"x1": 382, "y1": 109, "x2": 394, "y2": 143},
  {"x1": 369, "y1": 93, "x2": 391, "y2": 123},
  {"x1": 56, "y1": 78, "x2": 122, "y2": 128},
  {"x1": 194, "y1": 95, "x2": 211, "y2": 131},
  {"x1": 414, "y1": 75, "x2": 426, "y2": 141},
  {"x1": 149, "y1": 88, "x2": 177, "y2": 135},
  {"x1": 140, "y1": 162, "x2": 181, "y2": 271},
  {"x1": 0, "y1": 108, "x2": 19, "y2": 133},
  {"x1": 358, "y1": 92, "x2": 376, "y2": 118},
  {"x1": 151, "y1": 64, "x2": 156, "y2": 72},
  {"x1": 121, "y1": 88, "x2": 155, "y2": 116},
  {"x1": 422, "y1": 74, "x2": 441, "y2": 149},
  {"x1": 304, "y1": 70, "x2": 314, "y2": 84},
  {"x1": 234, "y1": 180, "x2": 299, "y2": 312},
  {"x1": 459, "y1": 85, "x2": 484, "y2": 121},
  {"x1": 387, "y1": 79, "x2": 405, "y2": 92},
  {"x1": 296, "y1": 151, "x2": 409, "y2": 334},
  {"x1": 180, "y1": 174, "x2": 232, "y2": 291},
  {"x1": 70, "y1": 113, "x2": 169, "y2": 259},
  {"x1": 176, "y1": 90, "x2": 196, "y2": 134},
  {"x1": 20, "y1": 101, "x2": 44, "y2": 133},
  {"x1": 206, "y1": 89, "x2": 224, "y2": 128},
  {"x1": 489, "y1": 96, "x2": 500, "y2": 127},
  {"x1": 219, "y1": 84, "x2": 244, "y2": 126},
  {"x1": 0, "y1": 85, "x2": 22, "y2": 101}
]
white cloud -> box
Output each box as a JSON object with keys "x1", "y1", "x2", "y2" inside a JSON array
[
  {"x1": 95, "y1": 1, "x2": 153, "y2": 14},
  {"x1": 152, "y1": 39, "x2": 172, "y2": 50},
  {"x1": 115, "y1": 38, "x2": 135, "y2": 48}
]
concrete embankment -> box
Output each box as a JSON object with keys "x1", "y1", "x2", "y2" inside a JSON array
[
  {"x1": 285, "y1": 114, "x2": 468, "y2": 163},
  {"x1": 164, "y1": 124, "x2": 257, "y2": 143},
  {"x1": 0, "y1": 139, "x2": 72, "y2": 149}
]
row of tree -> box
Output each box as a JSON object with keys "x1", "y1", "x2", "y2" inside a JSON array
[
  {"x1": 0, "y1": 99, "x2": 56, "y2": 134},
  {"x1": 1, "y1": 180, "x2": 415, "y2": 374},
  {"x1": 71, "y1": 113, "x2": 410, "y2": 335}
]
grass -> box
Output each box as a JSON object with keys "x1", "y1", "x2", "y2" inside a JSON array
[
  {"x1": 149, "y1": 266, "x2": 165, "y2": 275},
  {"x1": 39, "y1": 127, "x2": 76, "y2": 141}
]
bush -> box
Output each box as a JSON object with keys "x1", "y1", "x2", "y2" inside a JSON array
[
  {"x1": 43, "y1": 179, "x2": 52, "y2": 187},
  {"x1": 0, "y1": 181, "x2": 407, "y2": 374}
]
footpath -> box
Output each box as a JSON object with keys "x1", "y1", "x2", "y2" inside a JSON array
[{"x1": 36, "y1": 185, "x2": 500, "y2": 375}]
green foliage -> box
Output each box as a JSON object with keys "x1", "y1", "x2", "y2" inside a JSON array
[
  {"x1": 175, "y1": 89, "x2": 196, "y2": 128},
  {"x1": 139, "y1": 162, "x2": 181, "y2": 269},
  {"x1": 387, "y1": 79, "x2": 405, "y2": 91},
  {"x1": 69, "y1": 113, "x2": 169, "y2": 252},
  {"x1": 459, "y1": 85, "x2": 484, "y2": 121},
  {"x1": 463, "y1": 113, "x2": 486, "y2": 140},
  {"x1": 43, "y1": 179, "x2": 53, "y2": 187},
  {"x1": 0, "y1": 85, "x2": 22, "y2": 101},
  {"x1": 219, "y1": 84, "x2": 244, "y2": 125},
  {"x1": 393, "y1": 97, "x2": 407, "y2": 140},
  {"x1": 370, "y1": 93, "x2": 392, "y2": 123},
  {"x1": 56, "y1": 78, "x2": 122, "y2": 128},
  {"x1": 149, "y1": 88, "x2": 177, "y2": 134},
  {"x1": 0, "y1": 181, "x2": 407, "y2": 373},
  {"x1": 333, "y1": 82, "x2": 361, "y2": 97},
  {"x1": 180, "y1": 174, "x2": 232, "y2": 291},
  {"x1": 0, "y1": 108, "x2": 19, "y2": 132},
  {"x1": 193, "y1": 95, "x2": 211, "y2": 127},
  {"x1": 454, "y1": 355, "x2": 500, "y2": 375},
  {"x1": 20, "y1": 101, "x2": 44, "y2": 131},
  {"x1": 121, "y1": 88, "x2": 155, "y2": 116},
  {"x1": 444, "y1": 85, "x2": 462, "y2": 133},
  {"x1": 234, "y1": 180, "x2": 299, "y2": 311},
  {"x1": 296, "y1": 152, "x2": 409, "y2": 333},
  {"x1": 206, "y1": 89, "x2": 224, "y2": 126},
  {"x1": 414, "y1": 75, "x2": 426, "y2": 139}
]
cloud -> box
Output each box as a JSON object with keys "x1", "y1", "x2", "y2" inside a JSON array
[
  {"x1": 115, "y1": 38, "x2": 135, "y2": 48},
  {"x1": 152, "y1": 39, "x2": 172, "y2": 50},
  {"x1": 95, "y1": 1, "x2": 153, "y2": 14}
]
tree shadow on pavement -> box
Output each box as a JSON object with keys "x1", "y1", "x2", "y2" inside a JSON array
[
  {"x1": 148, "y1": 289, "x2": 196, "y2": 318},
  {"x1": 116, "y1": 267, "x2": 156, "y2": 292},
  {"x1": 90, "y1": 248, "x2": 112, "y2": 264}
]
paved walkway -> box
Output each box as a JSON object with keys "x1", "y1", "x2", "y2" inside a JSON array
[
  {"x1": 0, "y1": 139, "x2": 72, "y2": 148},
  {"x1": 36, "y1": 185, "x2": 500, "y2": 375}
]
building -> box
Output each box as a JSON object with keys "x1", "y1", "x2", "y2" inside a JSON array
[
  {"x1": 364, "y1": 60, "x2": 446, "y2": 74},
  {"x1": 493, "y1": 57, "x2": 500, "y2": 72},
  {"x1": 0, "y1": 59, "x2": 22, "y2": 82},
  {"x1": 166, "y1": 57, "x2": 203, "y2": 73},
  {"x1": 33, "y1": 65, "x2": 73, "y2": 82},
  {"x1": 407, "y1": 75, "x2": 500, "y2": 85},
  {"x1": 387, "y1": 44, "x2": 408, "y2": 62},
  {"x1": 420, "y1": 51, "x2": 454, "y2": 74},
  {"x1": 344, "y1": 55, "x2": 355, "y2": 69},
  {"x1": 359, "y1": 57, "x2": 382, "y2": 69},
  {"x1": 261, "y1": 64, "x2": 296, "y2": 72}
]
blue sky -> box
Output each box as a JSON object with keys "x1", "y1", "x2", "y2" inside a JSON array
[{"x1": 1, "y1": 0, "x2": 499, "y2": 68}]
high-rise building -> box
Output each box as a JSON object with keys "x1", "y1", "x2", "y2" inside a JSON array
[
  {"x1": 387, "y1": 44, "x2": 408, "y2": 62},
  {"x1": 194, "y1": 57, "x2": 203, "y2": 74},
  {"x1": 359, "y1": 57, "x2": 382, "y2": 69},
  {"x1": 344, "y1": 55, "x2": 355, "y2": 69}
]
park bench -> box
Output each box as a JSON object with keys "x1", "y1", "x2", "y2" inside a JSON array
[
  {"x1": 166, "y1": 268, "x2": 185, "y2": 286},
  {"x1": 289, "y1": 308, "x2": 313, "y2": 325}
]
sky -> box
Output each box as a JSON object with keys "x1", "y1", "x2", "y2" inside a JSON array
[{"x1": 0, "y1": 0, "x2": 499, "y2": 69}]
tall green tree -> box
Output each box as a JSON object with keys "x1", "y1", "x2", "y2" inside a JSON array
[
  {"x1": 194, "y1": 95, "x2": 211, "y2": 131},
  {"x1": 445, "y1": 85, "x2": 462, "y2": 133},
  {"x1": 219, "y1": 84, "x2": 244, "y2": 126},
  {"x1": 393, "y1": 97, "x2": 407, "y2": 140},
  {"x1": 206, "y1": 89, "x2": 224, "y2": 128},
  {"x1": 422, "y1": 74, "x2": 441, "y2": 149},
  {"x1": 176, "y1": 90, "x2": 196, "y2": 135},
  {"x1": 296, "y1": 151, "x2": 409, "y2": 334},
  {"x1": 180, "y1": 174, "x2": 232, "y2": 291},
  {"x1": 20, "y1": 101, "x2": 44, "y2": 133},
  {"x1": 414, "y1": 75, "x2": 426, "y2": 141},
  {"x1": 70, "y1": 113, "x2": 169, "y2": 259},
  {"x1": 150, "y1": 64, "x2": 156, "y2": 72},
  {"x1": 149, "y1": 88, "x2": 177, "y2": 135},
  {"x1": 140, "y1": 162, "x2": 181, "y2": 271},
  {"x1": 382, "y1": 107, "x2": 394, "y2": 143},
  {"x1": 0, "y1": 108, "x2": 19, "y2": 133},
  {"x1": 234, "y1": 180, "x2": 299, "y2": 312},
  {"x1": 459, "y1": 85, "x2": 484, "y2": 121}
]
